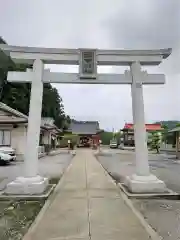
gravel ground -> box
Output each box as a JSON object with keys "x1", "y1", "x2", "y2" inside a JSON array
[
  {"x1": 98, "y1": 152, "x2": 180, "y2": 193},
  {"x1": 97, "y1": 150, "x2": 180, "y2": 240},
  {"x1": 0, "y1": 153, "x2": 72, "y2": 239},
  {"x1": 132, "y1": 199, "x2": 180, "y2": 240},
  {"x1": 0, "y1": 153, "x2": 72, "y2": 190}
]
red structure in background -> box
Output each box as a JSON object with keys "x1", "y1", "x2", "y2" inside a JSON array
[
  {"x1": 124, "y1": 123, "x2": 163, "y2": 131},
  {"x1": 122, "y1": 123, "x2": 163, "y2": 146},
  {"x1": 92, "y1": 134, "x2": 100, "y2": 145}
]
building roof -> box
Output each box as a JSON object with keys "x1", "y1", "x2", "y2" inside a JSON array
[
  {"x1": 0, "y1": 117, "x2": 27, "y2": 123},
  {"x1": 0, "y1": 102, "x2": 28, "y2": 119},
  {"x1": 168, "y1": 126, "x2": 180, "y2": 133},
  {"x1": 123, "y1": 123, "x2": 163, "y2": 131},
  {"x1": 69, "y1": 121, "x2": 100, "y2": 135},
  {"x1": 0, "y1": 102, "x2": 28, "y2": 124},
  {"x1": 0, "y1": 102, "x2": 61, "y2": 132},
  {"x1": 41, "y1": 118, "x2": 62, "y2": 132}
]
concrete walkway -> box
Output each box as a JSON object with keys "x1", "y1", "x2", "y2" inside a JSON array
[{"x1": 25, "y1": 150, "x2": 150, "y2": 240}]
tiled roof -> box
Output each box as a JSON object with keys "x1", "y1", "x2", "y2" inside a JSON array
[
  {"x1": 69, "y1": 121, "x2": 100, "y2": 135},
  {"x1": 0, "y1": 103, "x2": 61, "y2": 131},
  {"x1": 0, "y1": 102, "x2": 28, "y2": 119},
  {"x1": 123, "y1": 123, "x2": 163, "y2": 131},
  {"x1": 168, "y1": 126, "x2": 180, "y2": 133},
  {"x1": 0, "y1": 117, "x2": 27, "y2": 123},
  {"x1": 41, "y1": 118, "x2": 62, "y2": 132}
]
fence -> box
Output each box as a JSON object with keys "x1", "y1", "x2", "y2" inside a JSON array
[{"x1": 160, "y1": 143, "x2": 175, "y2": 151}]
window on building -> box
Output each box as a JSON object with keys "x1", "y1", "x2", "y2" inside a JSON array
[{"x1": 0, "y1": 130, "x2": 11, "y2": 145}]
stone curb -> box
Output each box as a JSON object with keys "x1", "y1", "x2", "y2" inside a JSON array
[
  {"x1": 118, "y1": 182, "x2": 180, "y2": 199},
  {"x1": 118, "y1": 188, "x2": 162, "y2": 240},
  {"x1": 23, "y1": 156, "x2": 74, "y2": 240},
  {"x1": 96, "y1": 156, "x2": 162, "y2": 240},
  {"x1": 48, "y1": 150, "x2": 70, "y2": 156},
  {"x1": 0, "y1": 184, "x2": 56, "y2": 201}
]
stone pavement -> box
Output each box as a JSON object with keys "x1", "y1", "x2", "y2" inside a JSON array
[{"x1": 24, "y1": 150, "x2": 150, "y2": 240}]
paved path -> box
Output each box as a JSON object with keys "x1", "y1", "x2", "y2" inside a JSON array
[{"x1": 25, "y1": 150, "x2": 150, "y2": 240}]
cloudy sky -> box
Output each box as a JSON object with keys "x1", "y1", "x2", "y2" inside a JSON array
[{"x1": 0, "y1": 0, "x2": 180, "y2": 130}]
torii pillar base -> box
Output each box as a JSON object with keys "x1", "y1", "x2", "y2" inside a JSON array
[
  {"x1": 5, "y1": 176, "x2": 48, "y2": 195},
  {"x1": 125, "y1": 174, "x2": 167, "y2": 193}
]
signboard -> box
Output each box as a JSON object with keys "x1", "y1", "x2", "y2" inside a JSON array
[{"x1": 79, "y1": 49, "x2": 97, "y2": 79}]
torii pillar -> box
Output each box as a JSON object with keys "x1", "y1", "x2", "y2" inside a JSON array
[
  {"x1": 5, "y1": 59, "x2": 48, "y2": 195},
  {"x1": 125, "y1": 62, "x2": 166, "y2": 193}
]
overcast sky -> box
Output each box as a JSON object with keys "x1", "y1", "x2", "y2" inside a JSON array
[{"x1": 0, "y1": 0, "x2": 180, "y2": 130}]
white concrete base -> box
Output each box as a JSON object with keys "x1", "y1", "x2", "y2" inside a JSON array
[
  {"x1": 5, "y1": 176, "x2": 48, "y2": 195},
  {"x1": 125, "y1": 174, "x2": 167, "y2": 193}
]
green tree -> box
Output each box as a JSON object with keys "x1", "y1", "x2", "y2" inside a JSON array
[
  {"x1": 149, "y1": 132, "x2": 162, "y2": 153},
  {"x1": 100, "y1": 131, "x2": 114, "y2": 145},
  {"x1": 0, "y1": 36, "x2": 70, "y2": 130},
  {"x1": 161, "y1": 124, "x2": 169, "y2": 143},
  {"x1": 41, "y1": 83, "x2": 67, "y2": 128}
]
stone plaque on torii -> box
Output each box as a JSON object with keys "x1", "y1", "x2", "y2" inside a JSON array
[{"x1": 0, "y1": 45, "x2": 172, "y2": 195}]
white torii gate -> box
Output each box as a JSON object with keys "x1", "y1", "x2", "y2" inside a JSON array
[{"x1": 0, "y1": 45, "x2": 171, "y2": 194}]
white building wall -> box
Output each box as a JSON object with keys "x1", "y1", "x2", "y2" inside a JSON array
[{"x1": 11, "y1": 125, "x2": 27, "y2": 155}]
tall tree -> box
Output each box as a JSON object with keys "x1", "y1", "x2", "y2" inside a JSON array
[
  {"x1": 0, "y1": 36, "x2": 70, "y2": 129},
  {"x1": 100, "y1": 131, "x2": 114, "y2": 145}
]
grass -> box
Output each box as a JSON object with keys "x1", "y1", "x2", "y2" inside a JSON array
[
  {"x1": 0, "y1": 177, "x2": 60, "y2": 239},
  {"x1": 0, "y1": 200, "x2": 45, "y2": 240}
]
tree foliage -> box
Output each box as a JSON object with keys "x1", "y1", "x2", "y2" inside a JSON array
[
  {"x1": 155, "y1": 121, "x2": 180, "y2": 145},
  {"x1": 0, "y1": 37, "x2": 70, "y2": 129},
  {"x1": 149, "y1": 132, "x2": 162, "y2": 153},
  {"x1": 155, "y1": 121, "x2": 180, "y2": 130},
  {"x1": 100, "y1": 131, "x2": 114, "y2": 145}
]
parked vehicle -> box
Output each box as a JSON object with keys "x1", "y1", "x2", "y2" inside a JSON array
[
  {"x1": 0, "y1": 146, "x2": 16, "y2": 161},
  {"x1": 0, "y1": 152, "x2": 12, "y2": 165},
  {"x1": 109, "y1": 139, "x2": 118, "y2": 149}
]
